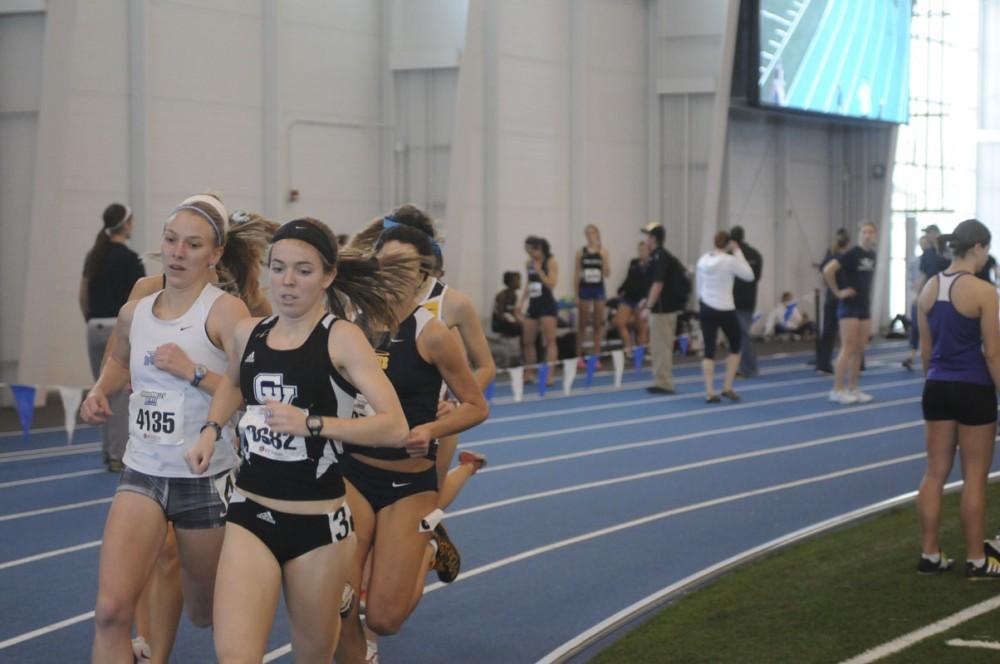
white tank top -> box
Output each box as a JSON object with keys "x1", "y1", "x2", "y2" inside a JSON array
[{"x1": 123, "y1": 283, "x2": 238, "y2": 477}]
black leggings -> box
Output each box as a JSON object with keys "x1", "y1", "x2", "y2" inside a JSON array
[{"x1": 699, "y1": 302, "x2": 742, "y2": 359}]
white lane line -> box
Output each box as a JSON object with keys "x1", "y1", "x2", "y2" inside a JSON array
[
  {"x1": 841, "y1": 595, "x2": 1000, "y2": 663},
  {"x1": 485, "y1": 347, "x2": 908, "y2": 407},
  {"x1": 482, "y1": 363, "x2": 903, "y2": 425},
  {"x1": 0, "y1": 611, "x2": 94, "y2": 650},
  {"x1": 0, "y1": 418, "x2": 920, "y2": 570},
  {"x1": 946, "y1": 639, "x2": 1000, "y2": 651},
  {"x1": 0, "y1": 498, "x2": 112, "y2": 523},
  {"x1": 0, "y1": 425, "x2": 96, "y2": 439},
  {"x1": 480, "y1": 397, "x2": 921, "y2": 473},
  {"x1": 0, "y1": 443, "x2": 101, "y2": 464},
  {"x1": 451, "y1": 421, "x2": 922, "y2": 517},
  {"x1": 0, "y1": 469, "x2": 106, "y2": 489},
  {"x1": 262, "y1": 452, "x2": 924, "y2": 662},
  {"x1": 469, "y1": 378, "x2": 922, "y2": 448},
  {"x1": 0, "y1": 541, "x2": 101, "y2": 571},
  {"x1": 537, "y1": 471, "x2": 1000, "y2": 664}
]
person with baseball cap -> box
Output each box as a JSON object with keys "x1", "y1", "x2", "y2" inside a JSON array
[{"x1": 640, "y1": 222, "x2": 689, "y2": 394}]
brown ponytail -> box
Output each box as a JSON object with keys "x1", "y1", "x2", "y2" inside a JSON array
[{"x1": 216, "y1": 212, "x2": 278, "y2": 308}]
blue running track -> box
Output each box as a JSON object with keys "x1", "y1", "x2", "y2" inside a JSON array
[{"x1": 0, "y1": 342, "x2": 976, "y2": 662}]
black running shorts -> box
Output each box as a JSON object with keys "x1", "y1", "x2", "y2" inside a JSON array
[{"x1": 922, "y1": 379, "x2": 998, "y2": 426}]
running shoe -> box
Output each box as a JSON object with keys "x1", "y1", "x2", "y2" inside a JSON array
[
  {"x1": 366, "y1": 640, "x2": 380, "y2": 664},
  {"x1": 131, "y1": 636, "x2": 152, "y2": 664},
  {"x1": 340, "y1": 583, "x2": 354, "y2": 619},
  {"x1": 902, "y1": 358, "x2": 914, "y2": 371},
  {"x1": 721, "y1": 389, "x2": 741, "y2": 402},
  {"x1": 432, "y1": 523, "x2": 461, "y2": 583},
  {"x1": 966, "y1": 557, "x2": 1000, "y2": 580},
  {"x1": 108, "y1": 459, "x2": 124, "y2": 473},
  {"x1": 828, "y1": 389, "x2": 858, "y2": 404},
  {"x1": 917, "y1": 551, "x2": 953, "y2": 574},
  {"x1": 848, "y1": 389, "x2": 873, "y2": 403},
  {"x1": 706, "y1": 394, "x2": 721, "y2": 404},
  {"x1": 458, "y1": 450, "x2": 488, "y2": 473},
  {"x1": 984, "y1": 538, "x2": 1000, "y2": 561},
  {"x1": 646, "y1": 386, "x2": 676, "y2": 395}
]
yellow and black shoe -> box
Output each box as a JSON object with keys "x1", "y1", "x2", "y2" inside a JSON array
[
  {"x1": 966, "y1": 556, "x2": 1000, "y2": 580},
  {"x1": 917, "y1": 551, "x2": 953, "y2": 574},
  {"x1": 432, "y1": 523, "x2": 461, "y2": 583}
]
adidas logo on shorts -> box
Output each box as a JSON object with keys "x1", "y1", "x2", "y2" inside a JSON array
[
  {"x1": 244, "y1": 352, "x2": 255, "y2": 364},
  {"x1": 257, "y1": 510, "x2": 276, "y2": 524}
]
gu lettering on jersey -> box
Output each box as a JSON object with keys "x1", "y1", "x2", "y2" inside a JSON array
[{"x1": 253, "y1": 373, "x2": 298, "y2": 404}]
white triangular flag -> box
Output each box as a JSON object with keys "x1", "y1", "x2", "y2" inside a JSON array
[
  {"x1": 562, "y1": 358, "x2": 577, "y2": 395},
  {"x1": 57, "y1": 386, "x2": 83, "y2": 445},
  {"x1": 508, "y1": 367, "x2": 524, "y2": 403},
  {"x1": 612, "y1": 350, "x2": 625, "y2": 388}
]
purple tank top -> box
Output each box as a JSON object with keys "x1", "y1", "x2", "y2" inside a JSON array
[{"x1": 926, "y1": 272, "x2": 992, "y2": 386}]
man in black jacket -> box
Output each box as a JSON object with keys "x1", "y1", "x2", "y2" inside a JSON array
[
  {"x1": 730, "y1": 226, "x2": 763, "y2": 378},
  {"x1": 641, "y1": 222, "x2": 688, "y2": 394}
]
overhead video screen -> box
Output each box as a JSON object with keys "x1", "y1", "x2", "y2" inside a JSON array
[{"x1": 757, "y1": 0, "x2": 910, "y2": 123}]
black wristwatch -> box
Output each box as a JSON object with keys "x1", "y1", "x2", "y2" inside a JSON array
[
  {"x1": 191, "y1": 363, "x2": 208, "y2": 387},
  {"x1": 200, "y1": 421, "x2": 223, "y2": 441},
  {"x1": 306, "y1": 413, "x2": 324, "y2": 438}
]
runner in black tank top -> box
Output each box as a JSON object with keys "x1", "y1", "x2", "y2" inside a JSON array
[
  {"x1": 335, "y1": 224, "x2": 488, "y2": 663},
  {"x1": 517, "y1": 236, "x2": 560, "y2": 385},
  {"x1": 574, "y1": 224, "x2": 610, "y2": 365},
  {"x1": 187, "y1": 218, "x2": 409, "y2": 662}
]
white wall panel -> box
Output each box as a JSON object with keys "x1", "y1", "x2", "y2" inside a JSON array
[
  {"x1": 149, "y1": 101, "x2": 262, "y2": 204},
  {"x1": 69, "y1": 0, "x2": 128, "y2": 95},
  {"x1": 149, "y1": 1, "x2": 262, "y2": 106}
]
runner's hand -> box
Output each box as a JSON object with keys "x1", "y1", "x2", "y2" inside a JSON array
[
  {"x1": 80, "y1": 390, "x2": 112, "y2": 424},
  {"x1": 405, "y1": 424, "x2": 433, "y2": 457}
]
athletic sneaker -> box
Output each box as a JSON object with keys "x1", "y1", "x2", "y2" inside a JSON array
[
  {"x1": 902, "y1": 358, "x2": 914, "y2": 371},
  {"x1": 340, "y1": 583, "x2": 354, "y2": 619},
  {"x1": 984, "y1": 538, "x2": 1000, "y2": 561},
  {"x1": 828, "y1": 389, "x2": 858, "y2": 404},
  {"x1": 705, "y1": 394, "x2": 721, "y2": 404},
  {"x1": 131, "y1": 636, "x2": 152, "y2": 664},
  {"x1": 721, "y1": 389, "x2": 741, "y2": 402},
  {"x1": 966, "y1": 557, "x2": 1000, "y2": 579},
  {"x1": 432, "y1": 523, "x2": 461, "y2": 583},
  {"x1": 917, "y1": 551, "x2": 953, "y2": 574},
  {"x1": 366, "y1": 640, "x2": 380, "y2": 664},
  {"x1": 848, "y1": 389, "x2": 873, "y2": 403},
  {"x1": 458, "y1": 450, "x2": 488, "y2": 473}
]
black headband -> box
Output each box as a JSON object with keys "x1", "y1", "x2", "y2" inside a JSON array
[{"x1": 272, "y1": 219, "x2": 337, "y2": 264}]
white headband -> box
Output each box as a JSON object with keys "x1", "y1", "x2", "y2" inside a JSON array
[
  {"x1": 104, "y1": 205, "x2": 132, "y2": 237},
  {"x1": 169, "y1": 195, "x2": 229, "y2": 244}
]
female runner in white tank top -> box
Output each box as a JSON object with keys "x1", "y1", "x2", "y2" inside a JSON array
[{"x1": 80, "y1": 194, "x2": 253, "y2": 663}]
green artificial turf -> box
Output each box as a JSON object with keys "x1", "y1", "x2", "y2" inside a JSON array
[{"x1": 594, "y1": 484, "x2": 1000, "y2": 663}]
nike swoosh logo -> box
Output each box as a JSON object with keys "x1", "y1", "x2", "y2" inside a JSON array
[
  {"x1": 392, "y1": 481, "x2": 411, "y2": 488},
  {"x1": 180, "y1": 325, "x2": 192, "y2": 331},
  {"x1": 390, "y1": 338, "x2": 404, "y2": 344}
]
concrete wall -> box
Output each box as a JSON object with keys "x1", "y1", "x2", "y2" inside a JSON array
[
  {"x1": 446, "y1": 0, "x2": 649, "y2": 308},
  {"x1": 2, "y1": 0, "x2": 904, "y2": 389}
]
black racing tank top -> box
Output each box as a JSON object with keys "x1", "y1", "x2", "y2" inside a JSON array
[
  {"x1": 579, "y1": 246, "x2": 604, "y2": 289},
  {"x1": 527, "y1": 258, "x2": 556, "y2": 303},
  {"x1": 235, "y1": 314, "x2": 358, "y2": 501},
  {"x1": 344, "y1": 307, "x2": 442, "y2": 462}
]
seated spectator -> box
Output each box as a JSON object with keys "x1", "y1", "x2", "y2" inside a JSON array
[
  {"x1": 766, "y1": 292, "x2": 815, "y2": 338},
  {"x1": 493, "y1": 271, "x2": 523, "y2": 338}
]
